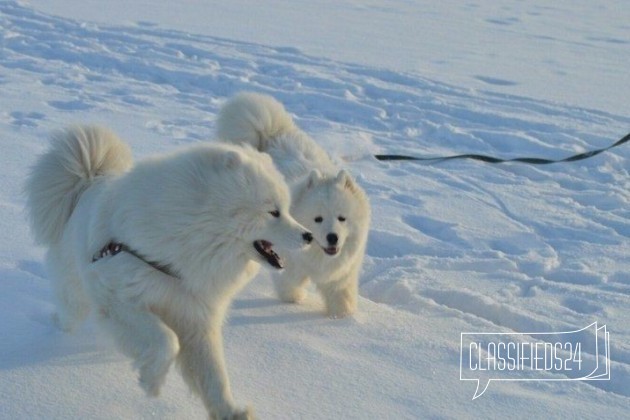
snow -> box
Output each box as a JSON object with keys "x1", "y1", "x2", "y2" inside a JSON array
[
  {"x1": 24, "y1": 0, "x2": 630, "y2": 115},
  {"x1": 1, "y1": 1, "x2": 628, "y2": 419}
]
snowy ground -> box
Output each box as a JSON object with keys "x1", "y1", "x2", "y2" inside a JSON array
[{"x1": 1, "y1": 1, "x2": 629, "y2": 419}]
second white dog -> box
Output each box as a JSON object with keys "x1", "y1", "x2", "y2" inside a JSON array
[{"x1": 217, "y1": 93, "x2": 371, "y2": 318}]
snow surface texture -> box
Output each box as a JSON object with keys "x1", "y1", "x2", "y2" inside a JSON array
[{"x1": 1, "y1": 1, "x2": 629, "y2": 419}]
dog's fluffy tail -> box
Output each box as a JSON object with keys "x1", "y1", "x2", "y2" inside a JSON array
[
  {"x1": 217, "y1": 92, "x2": 296, "y2": 151},
  {"x1": 25, "y1": 125, "x2": 133, "y2": 246}
]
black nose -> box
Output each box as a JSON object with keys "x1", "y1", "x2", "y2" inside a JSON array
[
  {"x1": 326, "y1": 233, "x2": 338, "y2": 246},
  {"x1": 302, "y1": 232, "x2": 313, "y2": 244}
]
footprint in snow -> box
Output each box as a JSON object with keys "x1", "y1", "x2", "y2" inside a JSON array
[{"x1": 8, "y1": 111, "x2": 46, "y2": 128}]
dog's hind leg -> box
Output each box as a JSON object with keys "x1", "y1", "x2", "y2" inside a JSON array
[
  {"x1": 47, "y1": 247, "x2": 90, "y2": 332},
  {"x1": 88, "y1": 254, "x2": 181, "y2": 397},
  {"x1": 101, "y1": 300, "x2": 180, "y2": 397},
  {"x1": 274, "y1": 265, "x2": 309, "y2": 304}
]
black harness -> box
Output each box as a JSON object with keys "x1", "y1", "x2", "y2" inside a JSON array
[{"x1": 92, "y1": 241, "x2": 178, "y2": 278}]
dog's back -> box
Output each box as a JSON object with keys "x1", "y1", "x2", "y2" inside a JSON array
[{"x1": 217, "y1": 92, "x2": 337, "y2": 181}]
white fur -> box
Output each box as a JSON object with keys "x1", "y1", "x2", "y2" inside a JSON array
[
  {"x1": 25, "y1": 125, "x2": 312, "y2": 419},
  {"x1": 218, "y1": 93, "x2": 371, "y2": 318}
]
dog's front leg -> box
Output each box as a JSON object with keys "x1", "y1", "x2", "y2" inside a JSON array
[
  {"x1": 274, "y1": 264, "x2": 310, "y2": 304},
  {"x1": 178, "y1": 324, "x2": 252, "y2": 420},
  {"x1": 317, "y1": 266, "x2": 359, "y2": 319}
]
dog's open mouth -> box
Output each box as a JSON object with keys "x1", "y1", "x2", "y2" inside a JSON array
[
  {"x1": 323, "y1": 246, "x2": 339, "y2": 256},
  {"x1": 253, "y1": 240, "x2": 284, "y2": 269}
]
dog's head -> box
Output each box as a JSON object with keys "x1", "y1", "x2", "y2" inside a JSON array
[
  {"x1": 175, "y1": 145, "x2": 312, "y2": 270},
  {"x1": 291, "y1": 169, "x2": 369, "y2": 257}
]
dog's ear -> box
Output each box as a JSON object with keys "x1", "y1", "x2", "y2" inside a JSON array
[
  {"x1": 306, "y1": 169, "x2": 322, "y2": 189},
  {"x1": 221, "y1": 150, "x2": 242, "y2": 169},
  {"x1": 335, "y1": 169, "x2": 357, "y2": 193},
  {"x1": 292, "y1": 169, "x2": 321, "y2": 203}
]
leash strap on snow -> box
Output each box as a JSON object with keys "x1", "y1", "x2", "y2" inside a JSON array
[{"x1": 374, "y1": 131, "x2": 630, "y2": 164}]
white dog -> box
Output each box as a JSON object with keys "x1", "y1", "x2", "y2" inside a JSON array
[
  {"x1": 217, "y1": 93, "x2": 371, "y2": 318},
  {"x1": 25, "y1": 126, "x2": 313, "y2": 419}
]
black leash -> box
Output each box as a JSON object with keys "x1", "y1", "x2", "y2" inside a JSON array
[{"x1": 375, "y1": 132, "x2": 630, "y2": 164}]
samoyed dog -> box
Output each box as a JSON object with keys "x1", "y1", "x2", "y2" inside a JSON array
[
  {"x1": 217, "y1": 93, "x2": 370, "y2": 318},
  {"x1": 25, "y1": 126, "x2": 313, "y2": 419}
]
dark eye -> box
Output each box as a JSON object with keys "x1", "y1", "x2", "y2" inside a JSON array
[
  {"x1": 314, "y1": 216, "x2": 323, "y2": 223},
  {"x1": 338, "y1": 216, "x2": 346, "y2": 222},
  {"x1": 269, "y1": 210, "x2": 280, "y2": 218}
]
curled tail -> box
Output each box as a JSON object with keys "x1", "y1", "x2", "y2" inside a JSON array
[
  {"x1": 217, "y1": 92, "x2": 297, "y2": 151},
  {"x1": 25, "y1": 125, "x2": 132, "y2": 245}
]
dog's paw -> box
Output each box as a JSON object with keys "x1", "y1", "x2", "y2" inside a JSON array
[
  {"x1": 321, "y1": 285, "x2": 357, "y2": 319},
  {"x1": 138, "y1": 356, "x2": 178, "y2": 397},
  {"x1": 281, "y1": 287, "x2": 308, "y2": 304},
  {"x1": 139, "y1": 366, "x2": 168, "y2": 397},
  {"x1": 137, "y1": 332, "x2": 180, "y2": 397},
  {"x1": 212, "y1": 405, "x2": 254, "y2": 420},
  {"x1": 224, "y1": 406, "x2": 255, "y2": 420},
  {"x1": 52, "y1": 312, "x2": 77, "y2": 332},
  {"x1": 327, "y1": 307, "x2": 355, "y2": 319},
  {"x1": 325, "y1": 298, "x2": 356, "y2": 319},
  {"x1": 274, "y1": 277, "x2": 308, "y2": 304}
]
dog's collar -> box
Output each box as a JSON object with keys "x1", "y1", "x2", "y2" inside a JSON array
[{"x1": 92, "y1": 241, "x2": 179, "y2": 278}]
